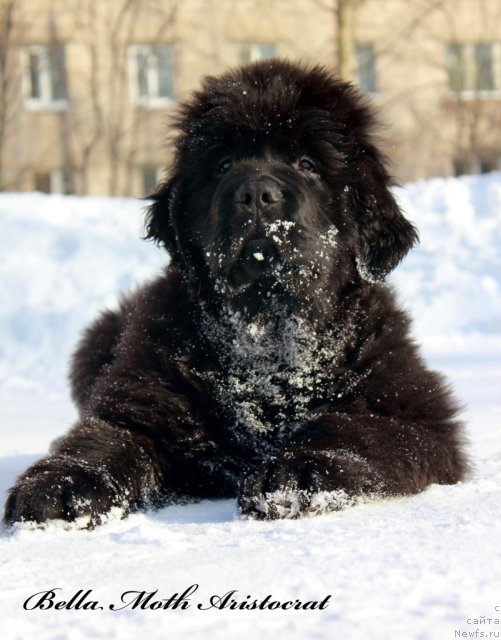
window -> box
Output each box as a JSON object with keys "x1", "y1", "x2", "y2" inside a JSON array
[
  {"x1": 474, "y1": 44, "x2": 494, "y2": 91},
  {"x1": 23, "y1": 45, "x2": 68, "y2": 109},
  {"x1": 453, "y1": 154, "x2": 500, "y2": 176},
  {"x1": 447, "y1": 44, "x2": 465, "y2": 92},
  {"x1": 356, "y1": 43, "x2": 377, "y2": 93},
  {"x1": 479, "y1": 157, "x2": 500, "y2": 173},
  {"x1": 141, "y1": 165, "x2": 162, "y2": 195},
  {"x1": 34, "y1": 172, "x2": 51, "y2": 193},
  {"x1": 447, "y1": 42, "x2": 501, "y2": 94},
  {"x1": 129, "y1": 44, "x2": 175, "y2": 106},
  {"x1": 240, "y1": 43, "x2": 277, "y2": 65},
  {"x1": 34, "y1": 169, "x2": 72, "y2": 194}
]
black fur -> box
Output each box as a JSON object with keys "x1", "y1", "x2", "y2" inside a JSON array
[{"x1": 4, "y1": 60, "x2": 469, "y2": 527}]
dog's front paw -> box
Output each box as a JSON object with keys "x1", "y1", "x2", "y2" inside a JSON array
[
  {"x1": 3, "y1": 458, "x2": 126, "y2": 528},
  {"x1": 238, "y1": 449, "x2": 377, "y2": 520}
]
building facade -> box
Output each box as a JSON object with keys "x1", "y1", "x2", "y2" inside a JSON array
[{"x1": 1, "y1": 0, "x2": 500, "y2": 196}]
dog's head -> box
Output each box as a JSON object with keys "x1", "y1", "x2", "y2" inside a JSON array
[{"x1": 146, "y1": 59, "x2": 417, "y2": 314}]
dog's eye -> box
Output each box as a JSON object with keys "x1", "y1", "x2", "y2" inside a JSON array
[
  {"x1": 296, "y1": 158, "x2": 318, "y2": 174},
  {"x1": 215, "y1": 158, "x2": 233, "y2": 177}
]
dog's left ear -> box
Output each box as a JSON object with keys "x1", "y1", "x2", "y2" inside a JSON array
[
  {"x1": 351, "y1": 145, "x2": 418, "y2": 280},
  {"x1": 144, "y1": 179, "x2": 178, "y2": 255}
]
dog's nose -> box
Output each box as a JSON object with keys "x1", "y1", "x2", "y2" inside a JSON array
[{"x1": 234, "y1": 177, "x2": 284, "y2": 210}]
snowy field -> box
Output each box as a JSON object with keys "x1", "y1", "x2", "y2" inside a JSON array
[{"x1": 1, "y1": 173, "x2": 500, "y2": 639}]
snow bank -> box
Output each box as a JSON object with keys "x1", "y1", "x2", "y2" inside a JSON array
[
  {"x1": 392, "y1": 173, "x2": 501, "y2": 337},
  {"x1": 0, "y1": 193, "x2": 165, "y2": 391}
]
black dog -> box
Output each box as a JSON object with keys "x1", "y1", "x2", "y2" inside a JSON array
[{"x1": 4, "y1": 60, "x2": 469, "y2": 526}]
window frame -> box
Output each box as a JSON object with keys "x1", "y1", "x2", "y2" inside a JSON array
[
  {"x1": 34, "y1": 168, "x2": 72, "y2": 194},
  {"x1": 128, "y1": 44, "x2": 176, "y2": 108},
  {"x1": 239, "y1": 43, "x2": 277, "y2": 65},
  {"x1": 356, "y1": 42, "x2": 378, "y2": 94},
  {"x1": 141, "y1": 164, "x2": 163, "y2": 196},
  {"x1": 22, "y1": 44, "x2": 69, "y2": 111},
  {"x1": 447, "y1": 41, "x2": 501, "y2": 99}
]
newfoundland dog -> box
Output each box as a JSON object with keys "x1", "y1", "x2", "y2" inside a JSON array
[{"x1": 4, "y1": 59, "x2": 468, "y2": 527}]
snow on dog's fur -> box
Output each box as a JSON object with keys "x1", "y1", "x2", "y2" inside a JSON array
[{"x1": 4, "y1": 60, "x2": 469, "y2": 527}]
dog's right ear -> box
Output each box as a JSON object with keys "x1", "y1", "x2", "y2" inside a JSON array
[{"x1": 144, "y1": 179, "x2": 177, "y2": 254}]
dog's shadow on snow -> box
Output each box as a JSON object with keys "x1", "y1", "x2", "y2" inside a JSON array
[{"x1": 147, "y1": 499, "x2": 238, "y2": 525}]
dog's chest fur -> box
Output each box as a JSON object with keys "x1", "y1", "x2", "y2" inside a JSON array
[{"x1": 199, "y1": 303, "x2": 352, "y2": 439}]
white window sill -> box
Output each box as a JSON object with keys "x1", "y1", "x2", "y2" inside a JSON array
[
  {"x1": 448, "y1": 89, "x2": 501, "y2": 100},
  {"x1": 134, "y1": 97, "x2": 176, "y2": 110},
  {"x1": 24, "y1": 99, "x2": 70, "y2": 112}
]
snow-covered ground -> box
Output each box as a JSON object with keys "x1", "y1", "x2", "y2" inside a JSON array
[{"x1": 1, "y1": 174, "x2": 500, "y2": 639}]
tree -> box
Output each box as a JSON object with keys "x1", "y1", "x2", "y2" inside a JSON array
[
  {"x1": 336, "y1": 0, "x2": 356, "y2": 81},
  {"x1": 65, "y1": 0, "x2": 181, "y2": 195},
  {"x1": 0, "y1": 0, "x2": 18, "y2": 190}
]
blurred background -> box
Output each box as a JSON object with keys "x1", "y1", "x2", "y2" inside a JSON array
[{"x1": 1, "y1": 0, "x2": 501, "y2": 197}]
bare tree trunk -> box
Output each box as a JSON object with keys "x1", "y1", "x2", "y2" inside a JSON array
[
  {"x1": 106, "y1": 0, "x2": 138, "y2": 196},
  {"x1": 0, "y1": 0, "x2": 16, "y2": 190},
  {"x1": 78, "y1": 0, "x2": 104, "y2": 195},
  {"x1": 336, "y1": 0, "x2": 355, "y2": 81}
]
